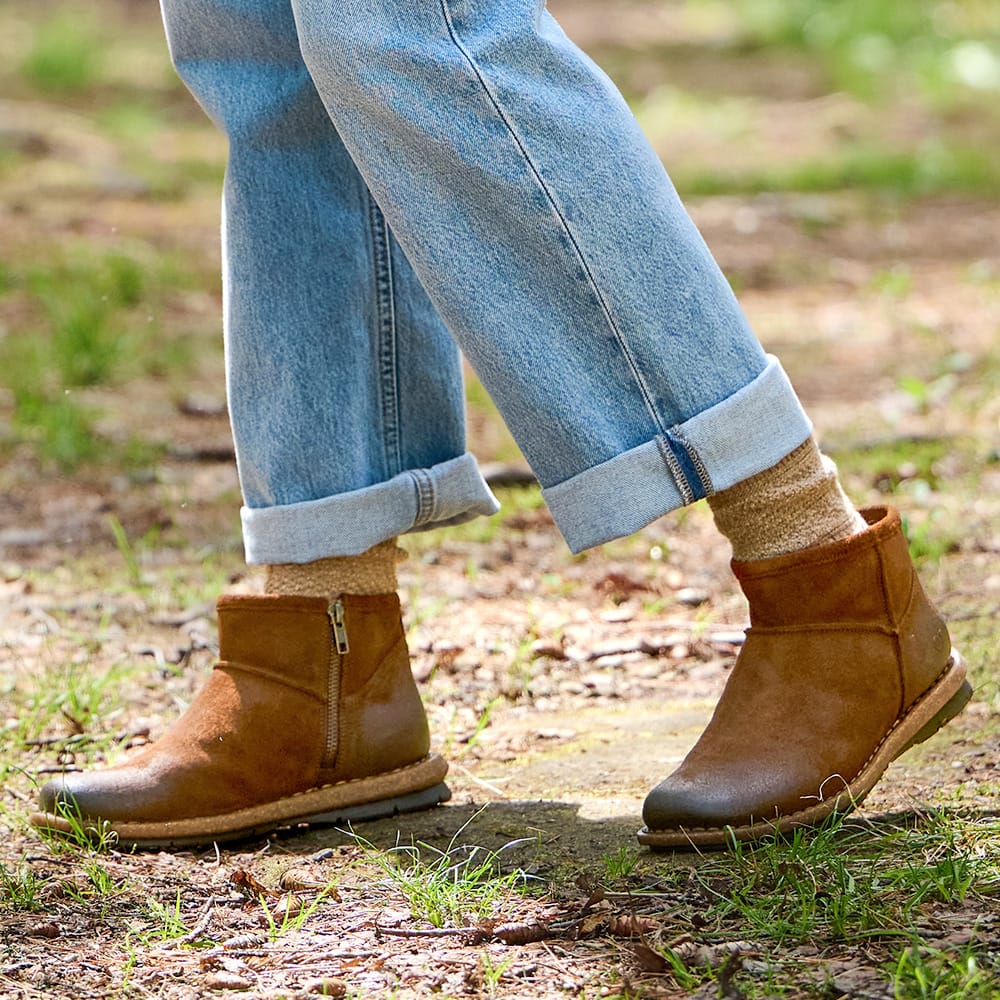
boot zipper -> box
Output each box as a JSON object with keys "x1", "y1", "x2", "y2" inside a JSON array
[
  {"x1": 323, "y1": 599, "x2": 350, "y2": 768},
  {"x1": 331, "y1": 599, "x2": 350, "y2": 656}
]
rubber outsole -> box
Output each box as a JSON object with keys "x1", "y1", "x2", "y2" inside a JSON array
[
  {"x1": 637, "y1": 651, "x2": 971, "y2": 850},
  {"x1": 30, "y1": 755, "x2": 451, "y2": 850}
]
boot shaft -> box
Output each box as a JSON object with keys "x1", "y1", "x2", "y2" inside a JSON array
[
  {"x1": 735, "y1": 507, "x2": 928, "y2": 626},
  {"x1": 217, "y1": 594, "x2": 333, "y2": 698},
  {"x1": 217, "y1": 593, "x2": 412, "y2": 692},
  {"x1": 217, "y1": 591, "x2": 431, "y2": 776},
  {"x1": 732, "y1": 505, "x2": 952, "y2": 709}
]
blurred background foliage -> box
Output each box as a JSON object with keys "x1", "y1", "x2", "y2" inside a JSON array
[{"x1": 0, "y1": 0, "x2": 998, "y2": 470}]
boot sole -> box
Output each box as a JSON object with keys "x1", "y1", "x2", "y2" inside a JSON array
[
  {"x1": 637, "y1": 650, "x2": 971, "y2": 850},
  {"x1": 30, "y1": 754, "x2": 451, "y2": 850}
]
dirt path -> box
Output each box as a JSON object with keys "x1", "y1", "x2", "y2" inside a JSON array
[{"x1": 1, "y1": 1, "x2": 998, "y2": 996}]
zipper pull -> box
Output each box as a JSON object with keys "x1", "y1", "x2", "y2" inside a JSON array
[{"x1": 329, "y1": 599, "x2": 350, "y2": 655}]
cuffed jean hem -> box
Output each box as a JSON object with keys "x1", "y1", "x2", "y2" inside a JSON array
[
  {"x1": 543, "y1": 356, "x2": 813, "y2": 553},
  {"x1": 241, "y1": 453, "x2": 501, "y2": 564}
]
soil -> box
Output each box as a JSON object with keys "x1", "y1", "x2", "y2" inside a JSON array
[{"x1": 0, "y1": 2, "x2": 998, "y2": 998}]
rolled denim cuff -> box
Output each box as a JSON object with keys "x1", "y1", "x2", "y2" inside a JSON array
[
  {"x1": 543, "y1": 356, "x2": 813, "y2": 553},
  {"x1": 241, "y1": 452, "x2": 500, "y2": 564}
]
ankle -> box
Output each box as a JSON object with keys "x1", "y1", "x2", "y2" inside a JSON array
[
  {"x1": 264, "y1": 538, "x2": 405, "y2": 597},
  {"x1": 708, "y1": 437, "x2": 867, "y2": 562}
]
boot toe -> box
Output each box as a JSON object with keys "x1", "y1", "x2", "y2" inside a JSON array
[
  {"x1": 642, "y1": 763, "x2": 817, "y2": 833},
  {"x1": 37, "y1": 769, "x2": 151, "y2": 824},
  {"x1": 36, "y1": 776, "x2": 65, "y2": 816},
  {"x1": 643, "y1": 775, "x2": 759, "y2": 831}
]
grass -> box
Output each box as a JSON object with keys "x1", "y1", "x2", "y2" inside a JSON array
[
  {"x1": 139, "y1": 890, "x2": 190, "y2": 944},
  {"x1": 674, "y1": 142, "x2": 1000, "y2": 198},
  {"x1": 3, "y1": 803, "x2": 996, "y2": 996},
  {"x1": 610, "y1": 1, "x2": 1000, "y2": 201},
  {"x1": 0, "y1": 246, "x2": 201, "y2": 469},
  {"x1": 723, "y1": 0, "x2": 1000, "y2": 105},
  {"x1": 354, "y1": 824, "x2": 541, "y2": 929},
  {"x1": 5, "y1": 648, "x2": 144, "y2": 750},
  {"x1": 892, "y1": 943, "x2": 997, "y2": 1000},
  {"x1": 629, "y1": 810, "x2": 1000, "y2": 996},
  {"x1": 32, "y1": 799, "x2": 121, "y2": 858},
  {"x1": 0, "y1": 863, "x2": 43, "y2": 911},
  {"x1": 0, "y1": 2, "x2": 997, "y2": 998},
  {"x1": 699, "y1": 818, "x2": 898, "y2": 943},
  {"x1": 602, "y1": 846, "x2": 642, "y2": 880},
  {"x1": 259, "y1": 887, "x2": 338, "y2": 942},
  {"x1": 835, "y1": 436, "x2": 954, "y2": 492},
  {"x1": 20, "y1": 12, "x2": 103, "y2": 94}
]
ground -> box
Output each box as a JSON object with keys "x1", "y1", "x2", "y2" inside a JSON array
[{"x1": 0, "y1": 1, "x2": 998, "y2": 998}]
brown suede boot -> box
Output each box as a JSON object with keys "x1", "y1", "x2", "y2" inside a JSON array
[
  {"x1": 639, "y1": 506, "x2": 971, "y2": 849},
  {"x1": 31, "y1": 593, "x2": 449, "y2": 848}
]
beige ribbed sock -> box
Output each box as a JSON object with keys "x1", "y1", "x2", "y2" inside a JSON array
[
  {"x1": 264, "y1": 539, "x2": 405, "y2": 597},
  {"x1": 708, "y1": 438, "x2": 868, "y2": 562}
]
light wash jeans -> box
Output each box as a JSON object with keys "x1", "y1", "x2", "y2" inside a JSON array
[{"x1": 160, "y1": 0, "x2": 812, "y2": 563}]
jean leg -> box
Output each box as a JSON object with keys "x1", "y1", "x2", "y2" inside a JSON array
[
  {"x1": 290, "y1": 0, "x2": 812, "y2": 551},
  {"x1": 160, "y1": 0, "x2": 498, "y2": 562}
]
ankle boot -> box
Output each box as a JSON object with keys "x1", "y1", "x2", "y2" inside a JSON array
[
  {"x1": 32, "y1": 593, "x2": 449, "y2": 848},
  {"x1": 639, "y1": 506, "x2": 971, "y2": 848}
]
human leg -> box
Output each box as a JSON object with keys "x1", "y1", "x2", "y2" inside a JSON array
[
  {"x1": 34, "y1": 0, "x2": 968, "y2": 847},
  {"x1": 31, "y1": 0, "x2": 480, "y2": 846},
  {"x1": 163, "y1": 0, "x2": 497, "y2": 564},
  {"x1": 289, "y1": 0, "x2": 813, "y2": 551},
  {"x1": 284, "y1": 0, "x2": 968, "y2": 844}
]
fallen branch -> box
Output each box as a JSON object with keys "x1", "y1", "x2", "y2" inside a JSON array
[{"x1": 162, "y1": 896, "x2": 215, "y2": 949}]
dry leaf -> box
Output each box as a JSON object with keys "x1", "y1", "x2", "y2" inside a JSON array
[
  {"x1": 229, "y1": 869, "x2": 278, "y2": 898},
  {"x1": 302, "y1": 977, "x2": 348, "y2": 997},
  {"x1": 221, "y1": 932, "x2": 267, "y2": 950},
  {"x1": 594, "y1": 572, "x2": 654, "y2": 600},
  {"x1": 493, "y1": 921, "x2": 551, "y2": 945},
  {"x1": 273, "y1": 892, "x2": 303, "y2": 920},
  {"x1": 279, "y1": 868, "x2": 334, "y2": 894},
  {"x1": 27, "y1": 921, "x2": 60, "y2": 938},
  {"x1": 576, "y1": 912, "x2": 608, "y2": 936},
  {"x1": 608, "y1": 914, "x2": 659, "y2": 937},
  {"x1": 632, "y1": 943, "x2": 667, "y2": 973},
  {"x1": 203, "y1": 971, "x2": 251, "y2": 991},
  {"x1": 673, "y1": 939, "x2": 760, "y2": 970}
]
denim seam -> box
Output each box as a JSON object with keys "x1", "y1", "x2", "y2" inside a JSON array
[
  {"x1": 670, "y1": 425, "x2": 715, "y2": 497},
  {"x1": 436, "y1": 0, "x2": 666, "y2": 436},
  {"x1": 656, "y1": 436, "x2": 695, "y2": 505},
  {"x1": 368, "y1": 192, "x2": 402, "y2": 477},
  {"x1": 409, "y1": 468, "x2": 435, "y2": 526}
]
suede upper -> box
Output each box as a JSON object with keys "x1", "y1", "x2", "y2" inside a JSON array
[
  {"x1": 38, "y1": 593, "x2": 432, "y2": 826},
  {"x1": 643, "y1": 506, "x2": 954, "y2": 833}
]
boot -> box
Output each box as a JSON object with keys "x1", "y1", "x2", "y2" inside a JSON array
[
  {"x1": 32, "y1": 593, "x2": 449, "y2": 848},
  {"x1": 639, "y1": 506, "x2": 971, "y2": 848}
]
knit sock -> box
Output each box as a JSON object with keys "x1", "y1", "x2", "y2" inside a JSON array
[
  {"x1": 708, "y1": 437, "x2": 868, "y2": 562},
  {"x1": 264, "y1": 539, "x2": 404, "y2": 597}
]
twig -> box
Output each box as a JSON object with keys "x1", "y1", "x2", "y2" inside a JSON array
[
  {"x1": 24, "y1": 854, "x2": 79, "y2": 867},
  {"x1": 376, "y1": 926, "x2": 472, "y2": 939},
  {"x1": 23, "y1": 734, "x2": 94, "y2": 748},
  {"x1": 256, "y1": 953, "x2": 377, "y2": 968},
  {"x1": 167, "y1": 896, "x2": 215, "y2": 948},
  {"x1": 451, "y1": 763, "x2": 509, "y2": 798},
  {"x1": 600, "y1": 889, "x2": 686, "y2": 900},
  {"x1": 539, "y1": 941, "x2": 586, "y2": 985}
]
